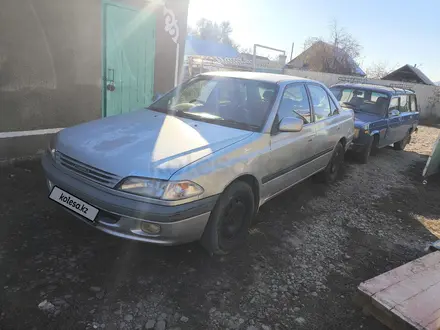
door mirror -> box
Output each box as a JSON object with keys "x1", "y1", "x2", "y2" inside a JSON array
[
  {"x1": 278, "y1": 117, "x2": 303, "y2": 132},
  {"x1": 389, "y1": 109, "x2": 400, "y2": 117}
]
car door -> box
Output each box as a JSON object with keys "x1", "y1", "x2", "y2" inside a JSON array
[
  {"x1": 262, "y1": 83, "x2": 316, "y2": 198},
  {"x1": 409, "y1": 94, "x2": 420, "y2": 124},
  {"x1": 398, "y1": 94, "x2": 412, "y2": 139},
  {"x1": 385, "y1": 97, "x2": 401, "y2": 144},
  {"x1": 306, "y1": 83, "x2": 340, "y2": 169}
]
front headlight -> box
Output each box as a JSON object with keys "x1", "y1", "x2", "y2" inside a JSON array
[{"x1": 117, "y1": 177, "x2": 204, "y2": 201}]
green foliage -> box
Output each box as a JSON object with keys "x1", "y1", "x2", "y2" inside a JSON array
[{"x1": 189, "y1": 18, "x2": 239, "y2": 50}]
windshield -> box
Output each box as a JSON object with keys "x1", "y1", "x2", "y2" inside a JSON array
[
  {"x1": 330, "y1": 87, "x2": 390, "y2": 115},
  {"x1": 149, "y1": 76, "x2": 278, "y2": 131}
]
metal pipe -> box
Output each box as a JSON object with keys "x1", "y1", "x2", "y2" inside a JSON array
[
  {"x1": 254, "y1": 44, "x2": 285, "y2": 54},
  {"x1": 290, "y1": 42, "x2": 294, "y2": 61},
  {"x1": 174, "y1": 43, "x2": 180, "y2": 87},
  {"x1": 253, "y1": 44, "x2": 257, "y2": 72}
]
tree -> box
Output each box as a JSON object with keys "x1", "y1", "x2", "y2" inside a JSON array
[
  {"x1": 328, "y1": 20, "x2": 361, "y2": 62},
  {"x1": 366, "y1": 62, "x2": 399, "y2": 79},
  {"x1": 299, "y1": 20, "x2": 362, "y2": 75},
  {"x1": 189, "y1": 18, "x2": 239, "y2": 49}
]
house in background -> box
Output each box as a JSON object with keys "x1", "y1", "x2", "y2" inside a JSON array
[
  {"x1": 0, "y1": 0, "x2": 189, "y2": 160},
  {"x1": 286, "y1": 41, "x2": 365, "y2": 77},
  {"x1": 381, "y1": 64, "x2": 435, "y2": 85}
]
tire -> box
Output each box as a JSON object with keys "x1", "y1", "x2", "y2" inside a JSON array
[
  {"x1": 370, "y1": 135, "x2": 379, "y2": 156},
  {"x1": 316, "y1": 142, "x2": 345, "y2": 184},
  {"x1": 394, "y1": 132, "x2": 411, "y2": 150},
  {"x1": 200, "y1": 181, "x2": 255, "y2": 255},
  {"x1": 357, "y1": 136, "x2": 377, "y2": 164}
]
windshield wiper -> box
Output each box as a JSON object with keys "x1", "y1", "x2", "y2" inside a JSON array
[{"x1": 220, "y1": 118, "x2": 259, "y2": 130}]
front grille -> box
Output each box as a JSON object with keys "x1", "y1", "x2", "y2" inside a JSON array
[{"x1": 56, "y1": 152, "x2": 121, "y2": 188}]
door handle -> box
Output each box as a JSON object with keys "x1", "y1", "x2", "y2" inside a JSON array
[
  {"x1": 107, "y1": 68, "x2": 116, "y2": 92},
  {"x1": 107, "y1": 68, "x2": 115, "y2": 82}
]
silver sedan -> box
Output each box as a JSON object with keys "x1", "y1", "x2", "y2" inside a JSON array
[{"x1": 42, "y1": 71, "x2": 354, "y2": 254}]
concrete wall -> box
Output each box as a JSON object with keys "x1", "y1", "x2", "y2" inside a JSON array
[
  {"x1": 284, "y1": 69, "x2": 440, "y2": 121},
  {"x1": 0, "y1": 0, "x2": 102, "y2": 133},
  {"x1": 0, "y1": 0, "x2": 189, "y2": 161}
]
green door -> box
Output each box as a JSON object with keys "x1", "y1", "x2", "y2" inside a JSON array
[{"x1": 103, "y1": 3, "x2": 155, "y2": 117}]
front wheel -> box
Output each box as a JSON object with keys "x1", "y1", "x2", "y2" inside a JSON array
[
  {"x1": 316, "y1": 142, "x2": 345, "y2": 184},
  {"x1": 357, "y1": 136, "x2": 378, "y2": 164},
  {"x1": 200, "y1": 181, "x2": 255, "y2": 255}
]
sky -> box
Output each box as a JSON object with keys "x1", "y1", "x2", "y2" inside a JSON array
[{"x1": 187, "y1": 0, "x2": 440, "y2": 82}]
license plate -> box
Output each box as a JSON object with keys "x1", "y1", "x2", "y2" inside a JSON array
[{"x1": 49, "y1": 186, "x2": 99, "y2": 222}]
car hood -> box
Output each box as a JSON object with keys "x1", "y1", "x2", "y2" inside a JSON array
[
  {"x1": 354, "y1": 112, "x2": 383, "y2": 127},
  {"x1": 55, "y1": 109, "x2": 253, "y2": 180}
]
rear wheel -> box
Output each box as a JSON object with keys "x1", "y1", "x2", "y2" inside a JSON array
[
  {"x1": 200, "y1": 181, "x2": 255, "y2": 255},
  {"x1": 394, "y1": 132, "x2": 411, "y2": 150}
]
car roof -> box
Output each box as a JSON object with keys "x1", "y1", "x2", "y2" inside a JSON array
[
  {"x1": 200, "y1": 71, "x2": 315, "y2": 84},
  {"x1": 331, "y1": 83, "x2": 415, "y2": 96}
]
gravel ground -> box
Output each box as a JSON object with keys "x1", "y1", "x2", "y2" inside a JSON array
[{"x1": 1, "y1": 126, "x2": 440, "y2": 330}]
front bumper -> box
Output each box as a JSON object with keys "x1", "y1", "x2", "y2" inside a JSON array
[
  {"x1": 348, "y1": 142, "x2": 364, "y2": 152},
  {"x1": 348, "y1": 132, "x2": 372, "y2": 152},
  {"x1": 42, "y1": 153, "x2": 217, "y2": 245}
]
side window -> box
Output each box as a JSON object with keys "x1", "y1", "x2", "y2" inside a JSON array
[
  {"x1": 308, "y1": 85, "x2": 331, "y2": 121},
  {"x1": 329, "y1": 97, "x2": 339, "y2": 115},
  {"x1": 409, "y1": 95, "x2": 418, "y2": 112},
  {"x1": 278, "y1": 84, "x2": 311, "y2": 123},
  {"x1": 399, "y1": 95, "x2": 409, "y2": 113},
  {"x1": 389, "y1": 98, "x2": 399, "y2": 111}
]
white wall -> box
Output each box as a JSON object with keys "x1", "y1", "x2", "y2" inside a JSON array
[{"x1": 284, "y1": 69, "x2": 440, "y2": 121}]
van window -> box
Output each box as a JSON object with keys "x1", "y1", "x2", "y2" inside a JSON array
[
  {"x1": 389, "y1": 98, "x2": 399, "y2": 111},
  {"x1": 409, "y1": 95, "x2": 418, "y2": 112},
  {"x1": 399, "y1": 95, "x2": 409, "y2": 113}
]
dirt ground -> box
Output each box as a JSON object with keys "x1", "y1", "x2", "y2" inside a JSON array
[{"x1": 1, "y1": 126, "x2": 440, "y2": 330}]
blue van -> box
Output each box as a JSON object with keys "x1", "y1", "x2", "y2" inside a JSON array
[{"x1": 330, "y1": 83, "x2": 419, "y2": 163}]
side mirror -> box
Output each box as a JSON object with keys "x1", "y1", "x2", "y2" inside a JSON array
[
  {"x1": 279, "y1": 117, "x2": 303, "y2": 132},
  {"x1": 389, "y1": 109, "x2": 400, "y2": 117}
]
